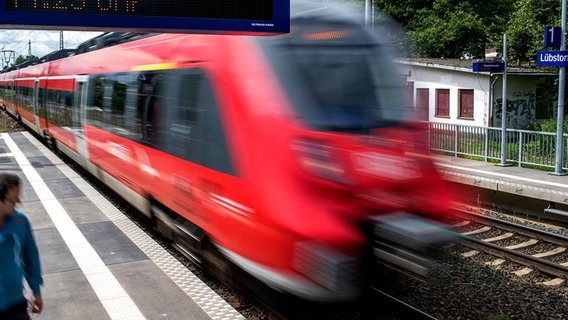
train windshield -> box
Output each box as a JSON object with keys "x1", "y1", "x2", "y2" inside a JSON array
[{"x1": 258, "y1": 20, "x2": 408, "y2": 134}]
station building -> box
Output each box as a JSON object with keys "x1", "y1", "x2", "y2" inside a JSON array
[{"x1": 397, "y1": 58, "x2": 557, "y2": 129}]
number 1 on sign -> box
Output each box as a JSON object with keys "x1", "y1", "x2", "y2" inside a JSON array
[{"x1": 550, "y1": 27, "x2": 556, "y2": 44}]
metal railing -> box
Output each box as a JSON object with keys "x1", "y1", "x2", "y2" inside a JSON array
[{"x1": 428, "y1": 122, "x2": 568, "y2": 171}]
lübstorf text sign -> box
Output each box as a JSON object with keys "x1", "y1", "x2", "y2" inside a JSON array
[{"x1": 536, "y1": 50, "x2": 568, "y2": 67}]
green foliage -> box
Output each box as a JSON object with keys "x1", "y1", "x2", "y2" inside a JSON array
[
  {"x1": 369, "y1": 0, "x2": 562, "y2": 61},
  {"x1": 408, "y1": 3, "x2": 487, "y2": 58},
  {"x1": 14, "y1": 55, "x2": 38, "y2": 66},
  {"x1": 373, "y1": 0, "x2": 516, "y2": 58},
  {"x1": 539, "y1": 116, "x2": 568, "y2": 133},
  {"x1": 505, "y1": 0, "x2": 561, "y2": 61}
]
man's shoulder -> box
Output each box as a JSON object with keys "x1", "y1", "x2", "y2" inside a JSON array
[{"x1": 11, "y1": 210, "x2": 31, "y2": 228}]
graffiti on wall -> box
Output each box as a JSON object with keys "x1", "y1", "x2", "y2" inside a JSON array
[{"x1": 492, "y1": 91, "x2": 536, "y2": 129}]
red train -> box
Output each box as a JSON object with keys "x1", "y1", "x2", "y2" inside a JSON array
[{"x1": 0, "y1": 1, "x2": 455, "y2": 302}]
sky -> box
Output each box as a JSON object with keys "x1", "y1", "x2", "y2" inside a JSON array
[{"x1": 0, "y1": 30, "x2": 103, "y2": 67}]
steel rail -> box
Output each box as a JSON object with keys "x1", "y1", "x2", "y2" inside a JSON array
[
  {"x1": 454, "y1": 208, "x2": 568, "y2": 279},
  {"x1": 454, "y1": 208, "x2": 568, "y2": 247},
  {"x1": 370, "y1": 286, "x2": 438, "y2": 320}
]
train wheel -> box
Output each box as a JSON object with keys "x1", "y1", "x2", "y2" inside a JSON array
[
  {"x1": 150, "y1": 199, "x2": 175, "y2": 240},
  {"x1": 201, "y1": 239, "x2": 235, "y2": 286},
  {"x1": 44, "y1": 132, "x2": 57, "y2": 151}
]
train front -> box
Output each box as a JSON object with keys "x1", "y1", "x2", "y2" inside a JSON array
[{"x1": 231, "y1": 1, "x2": 458, "y2": 302}]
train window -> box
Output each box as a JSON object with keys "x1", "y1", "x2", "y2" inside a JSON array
[
  {"x1": 87, "y1": 76, "x2": 106, "y2": 128},
  {"x1": 155, "y1": 70, "x2": 205, "y2": 163},
  {"x1": 146, "y1": 68, "x2": 234, "y2": 175},
  {"x1": 86, "y1": 69, "x2": 235, "y2": 176},
  {"x1": 106, "y1": 73, "x2": 142, "y2": 140},
  {"x1": 258, "y1": 21, "x2": 408, "y2": 134},
  {"x1": 46, "y1": 89, "x2": 75, "y2": 128},
  {"x1": 138, "y1": 72, "x2": 164, "y2": 145},
  {"x1": 18, "y1": 86, "x2": 34, "y2": 114},
  {"x1": 87, "y1": 73, "x2": 143, "y2": 141}
]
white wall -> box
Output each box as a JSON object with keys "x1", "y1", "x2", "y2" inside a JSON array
[
  {"x1": 400, "y1": 64, "x2": 491, "y2": 127},
  {"x1": 491, "y1": 76, "x2": 537, "y2": 129}
]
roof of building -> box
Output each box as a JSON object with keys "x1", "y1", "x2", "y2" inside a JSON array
[{"x1": 397, "y1": 58, "x2": 556, "y2": 76}]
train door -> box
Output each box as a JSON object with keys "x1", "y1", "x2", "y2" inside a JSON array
[
  {"x1": 8, "y1": 80, "x2": 15, "y2": 114},
  {"x1": 35, "y1": 79, "x2": 48, "y2": 135},
  {"x1": 26, "y1": 80, "x2": 41, "y2": 135},
  {"x1": 75, "y1": 78, "x2": 89, "y2": 163}
]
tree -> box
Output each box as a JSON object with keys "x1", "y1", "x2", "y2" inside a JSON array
[
  {"x1": 14, "y1": 55, "x2": 39, "y2": 66},
  {"x1": 409, "y1": 2, "x2": 487, "y2": 58},
  {"x1": 374, "y1": 0, "x2": 516, "y2": 59},
  {"x1": 506, "y1": 0, "x2": 560, "y2": 61},
  {"x1": 373, "y1": 0, "x2": 434, "y2": 26}
]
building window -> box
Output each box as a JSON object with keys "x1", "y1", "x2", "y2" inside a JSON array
[
  {"x1": 435, "y1": 89, "x2": 449, "y2": 117},
  {"x1": 416, "y1": 88, "x2": 429, "y2": 121},
  {"x1": 459, "y1": 89, "x2": 474, "y2": 119},
  {"x1": 536, "y1": 79, "x2": 555, "y2": 119}
]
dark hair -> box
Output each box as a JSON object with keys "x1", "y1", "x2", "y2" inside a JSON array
[{"x1": 0, "y1": 172, "x2": 21, "y2": 201}]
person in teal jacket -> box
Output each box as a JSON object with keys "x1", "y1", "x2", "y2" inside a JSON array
[{"x1": 0, "y1": 172, "x2": 43, "y2": 319}]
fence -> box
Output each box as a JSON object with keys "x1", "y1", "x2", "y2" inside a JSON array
[{"x1": 428, "y1": 122, "x2": 568, "y2": 171}]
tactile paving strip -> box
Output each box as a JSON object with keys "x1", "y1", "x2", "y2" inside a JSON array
[{"x1": 24, "y1": 132, "x2": 245, "y2": 320}]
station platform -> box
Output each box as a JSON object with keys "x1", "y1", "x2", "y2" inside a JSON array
[
  {"x1": 0, "y1": 132, "x2": 244, "y2": 320},
  {"x1": 434, "y1": 155, "x2": 568, "y2": 217}
]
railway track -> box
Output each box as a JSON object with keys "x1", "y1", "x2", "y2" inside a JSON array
[
  {"x1": 452, "y1": 208, "x2": 568, "y2": 285},
  {"x1": 370, "y1": 286, "x2": 438, "y2": 320}
]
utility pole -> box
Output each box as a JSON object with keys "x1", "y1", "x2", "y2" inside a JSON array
[
  {"x1": 553, "y1": 0, "x2": 567, "y2": 175},
  {"x1": 60, "y1": 31, "x2": 64, "y2": 50},
  {"x1": 365, "y1": 0, "x2": 372, "y2": 26},
  {"x1": 28, "y1": 40, "x2": 31, "y2": 57}
]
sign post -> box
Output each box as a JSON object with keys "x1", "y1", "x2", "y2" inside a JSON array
[
  {"x1": 499, "y1": 34, "x2": 509, "y2": 167},
  {"x1": 553, "y1": 0, "x2": 568, "y2": 175}
]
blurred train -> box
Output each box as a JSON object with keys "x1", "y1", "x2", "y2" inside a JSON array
[{"x1": 0, "y1": 1, "x2": 455, "y2": 302}]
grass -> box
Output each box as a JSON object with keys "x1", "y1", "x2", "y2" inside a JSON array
[{"x1": 0, "y1": 113, "x2": 24, "y2": 133}]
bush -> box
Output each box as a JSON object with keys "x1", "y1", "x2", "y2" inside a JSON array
[{"x1": 539, "y1": 116, "x2": 568, "y2": 133}]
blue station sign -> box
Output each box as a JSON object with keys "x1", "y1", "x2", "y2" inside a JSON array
[
  {"x1": 536, "y1": 50, "x2": 568, "y2": 67},
  {"x1": 472, "y1": 61, "x2": 505, "y2": 73},
  {"x1": 0, "y1": 0, "x2": 289, "y2": 34}
]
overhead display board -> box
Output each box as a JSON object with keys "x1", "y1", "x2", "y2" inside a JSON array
[{"x1": 0, "y1": 0, "x2": 289, "y2": 34}]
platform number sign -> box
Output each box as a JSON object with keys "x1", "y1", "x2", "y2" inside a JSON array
[
  {"x1": 0, "y1": 0, "x2": 289, "y2": 34},
  {"x1": 545, "y1": 26, "x2": 562, "y2": 48}
]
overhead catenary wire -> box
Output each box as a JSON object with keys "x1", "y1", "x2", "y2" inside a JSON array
[{"x1": 1, "y1": 30, "x2": 102, "y2": 60}]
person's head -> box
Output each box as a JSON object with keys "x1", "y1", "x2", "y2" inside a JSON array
[{"x1": 0, "y1": 172, "x2": 21, "y2": 217}]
